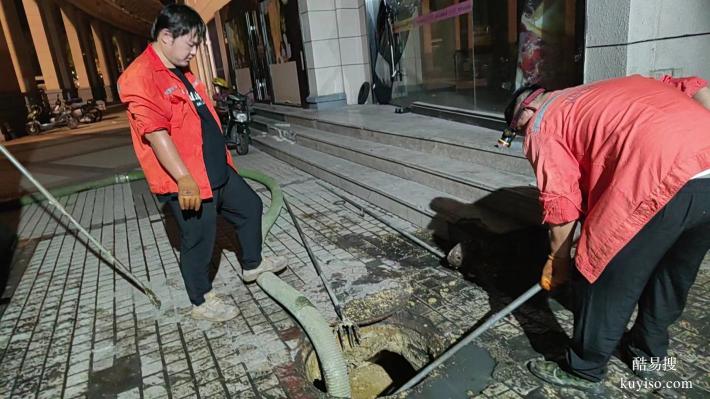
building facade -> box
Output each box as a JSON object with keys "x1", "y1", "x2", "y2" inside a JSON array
[
  {"x1": 0, "y1": 0, "x2": 160, "y2": 136},
  {"x1": 2, "y1": 0, "x2": 707, "y2": 137},
  {"x1": 190, "y1": 0, "x2": 709, "y2": 120}
]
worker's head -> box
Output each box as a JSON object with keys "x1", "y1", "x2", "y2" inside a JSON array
[
  {"x1": 151, "y1": 4, "x2": 206, "y2": 68},
  {"x1": 498, "y1": 84, "x2": 546, "y2": 148}
]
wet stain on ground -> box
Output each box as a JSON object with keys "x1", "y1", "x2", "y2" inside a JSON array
[
  {"x1": 87, "y1": 353, "x2": 142, "y2": 398},
  {"x1": 334, "y1": 232, "x2": 438, "y2": 269}
]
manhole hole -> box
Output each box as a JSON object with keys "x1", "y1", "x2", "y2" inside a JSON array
[{"x1": 303, "y1": 322, "x2": 443, "y2": 398}]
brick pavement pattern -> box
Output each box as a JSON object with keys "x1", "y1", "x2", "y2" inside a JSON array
[{"x1": 0, "y1": 147, "x2": 708, "y2": 398}]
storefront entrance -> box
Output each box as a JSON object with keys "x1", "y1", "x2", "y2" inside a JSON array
[
  {"x1": 220, "y1": 0, "x2": 308, "y2": 106},
  {"x1": 367, "y1": 0, "x2": 584, "y2": 117}
]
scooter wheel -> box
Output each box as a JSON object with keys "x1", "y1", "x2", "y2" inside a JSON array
[
  {"x1": 87, "y1": 109, "x2": 101, "y2": 123},
  {"x1": 68, "y1": 117, "x2": 79, "y2": 129},
  {"x1": 236, "y1": 132, "x2": 249, "y2": 155},
  {"x1": 27, "y1": 122, "x2": 41, "y2": 135}
]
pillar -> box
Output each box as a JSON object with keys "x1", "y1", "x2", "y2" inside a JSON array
[
  {"x1": 0, "y1": 0, "x2": 36, "y2": 94},
  {"x1": 0, "y1": 3, "x2": 28, "y2": 135},
  {"x1": 22, "y1": 0, "x2": 63, "y2": 97},
  {"x1": 214, "y1": 11, "x2": 231, "y2": 85},
  {"x1": 73, "y1": 15, "x2": 105, "y2": 100},
  {"x1": 91, "y1": 21, "x2": 116, "y2": 102},
  {"x1": 60, "y1": 6, "x2": 92, "y2": 99},
  {"x1": 114, "y1": 31, "x2": 132, "y2": 68},
  {"x1": 39, "y1": 1, "x2": 75, "y2": 97}
]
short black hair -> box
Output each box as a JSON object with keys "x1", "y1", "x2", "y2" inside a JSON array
[
  {"x1": 150, "y1": 4, "x2": 206, "y2": 42},
  {"x1": 504, "y1": 84, "x2": 544, "y2": 126}
]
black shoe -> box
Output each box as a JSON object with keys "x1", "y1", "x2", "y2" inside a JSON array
[{"x1": 526, "y1": 358, "x2": 605, "y2": 394}]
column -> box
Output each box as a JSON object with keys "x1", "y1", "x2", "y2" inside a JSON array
[
  {"x1": 300, "y1": 0, "x2": 345, "y2": 107},
  {"x1": 114, "y1": 31, "x2": 131, "y2": 70},
  {"x1": 214, "y1": 11, "x2": 231, "y2": 85},
  {"x1": 21, "y1": 0, "x2": 63, "y2": 97},
  {"x1": 73, "y1": 15, "x2": 104, "y2": 100},
  {"x1": 336, "y1": 0, "x2": 371, "y2": 104},
  {"x1": 90, "y1": 20, "x2": 117, "y2": 102},
  {"x1": 0, "y1": 0, "x2": 36, "y2": 94},
  {"x1": 583, "y1": 0, "x2": 630, "y2": 82},
  {"x1": 39, "y1": 1, "x2": 74, "y2": 96},
  {"x1": 60, "y1": 6, "x2": 92, "y2": 99},
  {"x1": 0, "y1": 2, "x2": 28, "y2": 134}
]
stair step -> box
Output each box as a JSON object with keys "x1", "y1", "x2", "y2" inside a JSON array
[
  {"x1": 253, "y1": 104, "x2": 532, "y2": 175},
  {"x1": 251, "y1": 129, "x2": 526, "y2": 234},
  {"x1": 253, "y1": 115, "x2": 540, "y2": 225}
]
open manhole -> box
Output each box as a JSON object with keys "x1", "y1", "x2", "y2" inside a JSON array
[{"x1": 303, "y1": 321, "x2": 445, "y2": 398}]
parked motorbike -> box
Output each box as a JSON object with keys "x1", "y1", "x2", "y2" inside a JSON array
[
  {"x1": 26, "y1": 97, "x2": 79, "y2": 135},
  {"x1": 216, "y1": 92, "x2": 252, "y2": 155},
  {"x1": 67, "y1": 97, "x2": 105, "y2": 123}
]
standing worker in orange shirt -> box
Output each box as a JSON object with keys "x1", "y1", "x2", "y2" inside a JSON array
[
  {"x1": 118, "y1": 5, "x2": 287, "y2": 322},
  {"x1": 501, "y1": 75, "x2": 710, "y2": 392}
]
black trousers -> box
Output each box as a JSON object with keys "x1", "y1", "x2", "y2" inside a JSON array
[
  {"x1": 566, "y1": 178, "x2": 710, "y2": 381},
  {"x1": 166, "y1": 169, "x2": 263, "y2": 305}
]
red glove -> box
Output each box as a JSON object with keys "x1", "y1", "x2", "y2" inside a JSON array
[{"x1": 540, "y1": 254, "x2": 571, "y2": 291}]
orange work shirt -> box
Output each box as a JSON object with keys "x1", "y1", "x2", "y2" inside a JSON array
[
  {"x1": 524, "y1": 75, "x2": 710, "y2": 283},
  {"x1": 118, "y1": 45, "x2": 235, "y2": 199}
]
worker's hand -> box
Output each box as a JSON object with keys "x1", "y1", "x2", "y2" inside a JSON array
[
  {"x1": 540, "y1": 254, "x2": 571, "y2": 291},
  {"x1": 177, "y1": 175, "x2": 201, "y2": 211}
]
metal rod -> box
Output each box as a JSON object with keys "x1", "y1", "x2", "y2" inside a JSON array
[
  {"x1": 283, "y1": 196, "x2": 344, "y2": 317},
  {"x1": 317, "y1": 182, "x2": 446, "y2": 259},
  {"x1": 0, "y1": 144, "x2": 161, "y2": 309},
  {"x1": 396, "y1": 284, "x2": 543, "y2": 393}
]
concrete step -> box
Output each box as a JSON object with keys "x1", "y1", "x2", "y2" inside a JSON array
[
  {"x1": 253, "y1": 115, "x2": 540, "y2": 225},
  {"x1": 251, "y1": 126, "x2": 528, "y2": 235},
  {"x1": 253, "y1": 104, "x2": 532, "y2": 176}
]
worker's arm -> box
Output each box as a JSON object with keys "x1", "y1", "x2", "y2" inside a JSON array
[
  {"x1": 539, "y1": 221, "x2": 577, "y2": 291},
  {"x1": 144, "y1": 130, "x2": 201, "y2": 211},
  {"x1": 525, "y1": 133, "x2": 583, "y2": 290},
  {"x1": 693, "y1": 87, "x2": 710, "y2": 111},
  {"x1": 549, "y1": 220, "x2": 577, "y2": 258},
  {"x1": 118, "y1": 77, "x2": 201, "y2": 211}
]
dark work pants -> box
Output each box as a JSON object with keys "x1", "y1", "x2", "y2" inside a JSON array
[
  {"x1": 166, "y1": 169, "x2": 263, "y2": 305},
  {"x1": 566, "y1": 178, "x2": 710, "y2": 382}
]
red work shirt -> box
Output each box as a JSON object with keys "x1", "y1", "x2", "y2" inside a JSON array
[
  {"x1": 524, "y1": 75, "x2": 710, "y2": 283},
  {"x1": 118, "y1": 45, "x2": 235, "y2": 199}
]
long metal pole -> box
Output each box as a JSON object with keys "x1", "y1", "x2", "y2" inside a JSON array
[
  {"x1": 0, "y1": 144, "x2": 161, "y2": 308},
  {"x1": 283, "y1": 196, "x2": 345, "y2": 318},
  {"x1": 317, "y1": 182, "x2": 446, "y2": 259},
  {"x1": 395, "y1": 284, "x2": 543, "y2": 393}
]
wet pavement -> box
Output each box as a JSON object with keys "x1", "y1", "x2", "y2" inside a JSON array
[{"x1": 0, "y1": 123, "x2": 708, "y2": 398}]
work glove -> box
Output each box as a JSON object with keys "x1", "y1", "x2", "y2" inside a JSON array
[
  {"x1": 177, "y1": 175, "x2": 201, "y2": 211},
  {"x1": 540, "y1": 254, "x2": 571, "y2": 291}
]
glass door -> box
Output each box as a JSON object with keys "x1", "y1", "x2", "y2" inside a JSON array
[
  {"x1": 369, "y1": 0, "x2": 585, "y2": 115},
  {"x1": 245, "y1": 10, "x2": 274, "y2": 102}
]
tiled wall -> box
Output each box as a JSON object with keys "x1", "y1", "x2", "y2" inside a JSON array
[{"x1": 299, "y1": 0, "x2": 371, "y2": 104}]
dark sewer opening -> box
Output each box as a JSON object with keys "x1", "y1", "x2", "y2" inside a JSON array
[
  {"x1": 369, "y1": 350, "x2": 417, "y2": 397},
  {"x1": 309, "y1": 349, "x2": 418, "y2": 398},
  {"x1": 304, "y1": 322, "x2": 440, "y2": 399}
]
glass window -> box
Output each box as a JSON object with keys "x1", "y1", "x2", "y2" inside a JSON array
[{"x1": 374, "y1": 0, "x2": 583, "y2": 115}]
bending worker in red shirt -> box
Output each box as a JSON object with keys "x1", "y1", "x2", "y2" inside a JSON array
[
  {"x1": 502, "y1": 75, "x2": 710, "y2": 391},
  {"x1": 118, "y1": 5, "x2": 287, "y2": 322}
]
